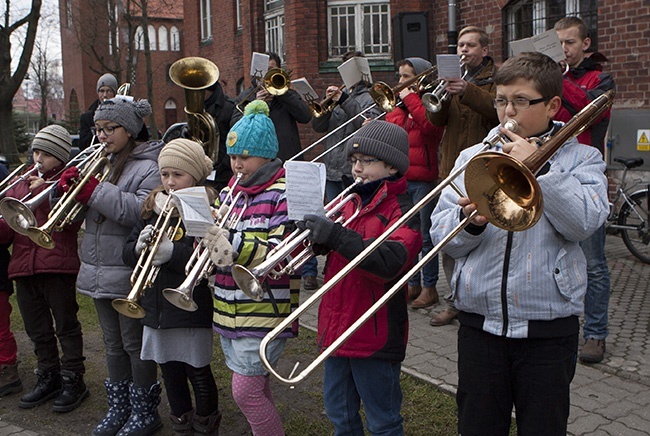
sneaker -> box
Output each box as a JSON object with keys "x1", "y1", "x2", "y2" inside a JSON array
[
  {"x1": 410, "y1": 287, "x2": 439, "y2": 309},
  {"x1": 429, "y1": 308, "x2": 459, "y2": 326},
  {"x1": 303, "y1": 276, "x2": 319, "y2": 291},
  {"x1": 579, "y1": 338, "x2": 605, "y2": 363}
]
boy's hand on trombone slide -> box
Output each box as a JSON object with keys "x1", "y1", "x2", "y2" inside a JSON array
[{"x1": 458, "y1": 197, "x2": 488, "y2": 227}]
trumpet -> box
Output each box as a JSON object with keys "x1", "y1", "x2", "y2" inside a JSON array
[
  {"x1": 163, "y1": 174, "x2": 249, "y2": 311},
  {"x1": 422, "y1": 55, "x2": 467, "y2": 113},
  {"x1": 236, "y1": 68, "x2": 291, "y2": 114},
  {"x1": 232, "y1": 178, "x2": 364, "y2": 301},
  {"x1": 308, "y1": 85, "x2": 346, "y2": 118},
  {"x1": 0, "y1": 143, "x2": 109, "y2": 249},
  {"x1": 112, "y1": 194, "x2": 182, "y2": 318}
]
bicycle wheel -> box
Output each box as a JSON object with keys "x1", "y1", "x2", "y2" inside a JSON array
[{"x1": 618, "y1": 189, "x2": 650, "y2": 263}]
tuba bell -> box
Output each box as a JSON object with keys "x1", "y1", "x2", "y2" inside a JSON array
[{"x1": 169, "y1": 57, "x2": 221, "y2": 163}]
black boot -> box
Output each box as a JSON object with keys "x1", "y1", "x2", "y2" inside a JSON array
[
  {"x1": 19, "y1": 369, "x2": 62, "y2": 409},
  {"x1": 170, "y1": 409, "x2": 194, "y2": 435},
  {"x1": 193, "y1": 410, "x2": 222, "y2": 436},
  {"x1": 52, "y1": 370, "x2": 90, "y2": 413}
]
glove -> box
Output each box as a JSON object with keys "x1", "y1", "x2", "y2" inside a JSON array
[
  {"x1": 300, "y1": 214, "x2": 342, "y2": 248},
  {"x1": 57, "y1": 167, "x2": 80, "y2": 195},
  {"x1": 135, "y1": 224, "x2": 155, "y2": 255},
  {"x1": 74, "y1": 175, "x2": 99, "y2": 204},
  {"x1": 202, "y1": 226, "x2": 235, "y2": 268},
  {"x1": 152, "y1": 232, "x2": 174, "y2": 266}
]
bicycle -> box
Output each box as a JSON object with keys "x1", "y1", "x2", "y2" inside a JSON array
[{"x1": 606, "y1": 156, "x2": 649, "y2": 263}]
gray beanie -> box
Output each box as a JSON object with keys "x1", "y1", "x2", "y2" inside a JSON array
[
  {"x1": 405, "y1": 57, "x2": 432, "y2": 76},
  {"x1": 94, "y1": 96, "x2": 152, "y2": 137},
  {"x1": 32, "y1": 125, "x2": 72, "y2": 164},
  {"x1": 97, "y1": 73, "x2": 118, "y2": 93},
  {"x1": 346, "y1": 120, "x2": 409, "y2": 175}
]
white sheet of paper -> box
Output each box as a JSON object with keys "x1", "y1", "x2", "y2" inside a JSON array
[
  {"x1": 171, "y1": 187, "x2": 214, "y2": 237},
  {"x1": 337, "y1": 57, "x2": 372, "y2": 90},
  {"x1": 436, "y1": 54, "x2": 462, "y2": 79},
  {"x1": 510, "y1": 38, "x2": 536, "y2": 57},
  {"x1": 510, "y1": 30, "x2": 565, "y2": 63},
  {"x1": 292, "y1": 78, "x2": 319, "y2": 101},
  {"x1": 284, "y1": 161, "x2": 327, "y2": 221},
  {"x1": 251, "y1": 52, "x2": 270, "y2": 78}
]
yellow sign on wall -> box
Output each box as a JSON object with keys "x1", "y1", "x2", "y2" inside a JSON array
[{"x1": 638, "y1": 130, "x2": 650, "y2": 151}]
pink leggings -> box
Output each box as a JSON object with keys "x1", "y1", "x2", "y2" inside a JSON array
[{"x1": 231, "y1": 372, "x2": 284, "y2": 436}]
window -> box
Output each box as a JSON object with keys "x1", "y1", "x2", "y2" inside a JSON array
[
  {"x1": 328, "y1": 1, "x2": 391, "y2": 58},
  {"x1": 135, "y1": 26, "x2": 145, "y2": 51},
  {"x1": 148, "y1": 25, "x2": 157, "y2": 51},
  {"x1": 170, "y1": 26, "x2": 181, "y2": 51},
  {"x1": 200, "y1": 0, "x2": 212, "y2": 41},
  {"x1": 236, "y1": 0, "x2": 242, "y2": 30},
  {"x1": 265, "y1": 0, "x2": 284, "y2": 62},
  {"x1": 158, "y1": 26, "x2": 169, "y2": 51},
  {"x1": 504, "y1": 0, "x2": 599, "y2": 55}
]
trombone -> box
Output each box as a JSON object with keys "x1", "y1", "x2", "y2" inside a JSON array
[
  {"x1": 231, "y1": 178, "x2": 364, "y2": 302},
  {"x1": 236, "y1": 68, "x2": 291, "y2": 114},
  {"x1": 0, "y1": 163, "x2": 41, "y2": 201},
  {"x1": 162, "y1": 174, "x2": 249, "y2": 311},
  {"x1": 259, "y1": 90, "x2": 615, "y2": 385},
  {"x1": 422, "y1": 55, "x2": 467, "y2": 113},
  {"x1": 112, "y1": 194, "x2": 182, "y2": 318}
]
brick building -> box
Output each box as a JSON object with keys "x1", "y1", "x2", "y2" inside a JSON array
[{"x1": 60, "y1": 0, "x2": 649, "y2": 165}]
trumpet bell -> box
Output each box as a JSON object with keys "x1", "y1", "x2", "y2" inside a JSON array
[
  {"x1": 162, "y1": 288, "x2": 199, "y2": 312},
  {"x1": 111, "y1": 298, "x2": 146, "y2": 319},
  {"x1": 231, "y1": 265, "x2": 265, "y2": 302},
  {"x1": 370, "y1": 82, "x2": 397, "y2": 113},
  {"x1": 26, "y1": 228, "x2": 55, "y2": 250},
  {"x1": 464, "y1": 151, "x2": 542, "y2": 231},
  {"x1": 422, "y1": 92, "x2": 443, "y2": 113},
  {"x1": 264, "y1": 68, "x2": 290, "y2": 96}
]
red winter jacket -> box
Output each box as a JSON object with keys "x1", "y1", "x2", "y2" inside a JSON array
[
  {"x1": 317, "y1": 176, "x2": 422, "y2": 361},
  {"x1": 554, "y1": 56, "x2": 615, "y2": 153},
  {"x1": 385, "y1": 92, "x2": 443, "y2": 182},
  {"x1": 0, "y1": 164, "x2": 81, "y2": 279}
]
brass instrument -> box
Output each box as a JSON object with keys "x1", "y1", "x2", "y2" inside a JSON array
[
  {"x1": 309, "y1": 85, "x2": 346, "y2": 118},
  {"x1": 169, "y1": 57, "x2": 221, "y2": 163},
  {"x1": 235, "y1": 68, "x2": 291, "y2": 114},
  {"x1": 0, "y1": 144, "x2": 109, "y2": 249},
  {"x1": 232, "y1": 178, "x2": 363, "y2": 301},
  {"x1": 116, "y1": 83, "x2": 131, "y2": 96},
  {"x1": 163, "y1": 174, "x2": 249, "y2": 311},
  {"x1": 370, "y1": 66, "x2": 437, "y2": 113},
  {"x1": 422, "y1": 55, "x2": 467, "y2": 113},
  {"x1": 112, "y1": 194, "x2": 182, "y2": 318},
  {"x1": 0, "y1": 163, "x2": 41, "y2": 201}
]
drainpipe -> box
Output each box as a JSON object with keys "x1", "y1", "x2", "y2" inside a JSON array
[{"x1": 448, "y1": 0, "x2": 458, "y2": 54}]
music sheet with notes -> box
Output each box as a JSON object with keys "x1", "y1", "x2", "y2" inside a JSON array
[
  {"x1": 284, "y1": 161, "x2": 327, "y2": 221},
  {"x1": 171, "y1": 187, "x2": 214, "y2": 237}
]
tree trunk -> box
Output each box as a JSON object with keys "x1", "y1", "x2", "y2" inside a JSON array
[{"x1": 0, "y1": 101, "x2": 20, "y2": 165}]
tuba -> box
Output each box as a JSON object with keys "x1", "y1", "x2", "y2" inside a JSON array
[{"x1": 169, "y1": 57, "x2": 221, "y2": 163}]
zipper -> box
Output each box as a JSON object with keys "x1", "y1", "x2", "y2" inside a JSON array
[{"x1": 500, "y1": 232, "x2": 514, "y2": 336}]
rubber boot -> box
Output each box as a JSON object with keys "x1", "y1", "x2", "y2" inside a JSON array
[
  {"x1": 193, "y1": 410, "x2": 222, "y2": 436},
  {"x1": 52, "y1": 370, "x2": 90, "y2": 412},
  {"x1": 116, "y1": 381, "x2": 163, "y2": 436},
  {"x1": 0, "y1": 363, "x2": 22, "y2": 396},
  {"x1": 92, "y1": 379, "x2": 132, "y2": 436},
  {"x1": 19, "y1": 369, "x2": 61, "y2": 409},
  {"x1": 170, "y1": 409, "x2": 194, "y2": 435}
]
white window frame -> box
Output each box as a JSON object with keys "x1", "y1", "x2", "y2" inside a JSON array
[
  {"x1": 236, "y1": 0, "x2": 242, "y2": 30},
  {"x1": 135, "y1": 26, "x2": 145, "y2": 51},
  {"x1": 147, "y1": 25, "x2": 157, "y2": 51},
  {"x1": 264, "y1": 0, "x2": 285, "y2": 62},
  {"x1": 200, "y1": 0, "x2": 212, "y2": 42},
  {"x1": 170, "y1": 26, "x2": 181, "y2": 51},
  {"x1": 158, "y1": 26, "x2": 169, "y2": 51},
  {"x1": 327, "y1": 0, "x2": 391, "y2": 59}
]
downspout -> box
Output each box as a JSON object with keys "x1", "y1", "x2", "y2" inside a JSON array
[{"x1": 448, "y1": 0, "x2": 458, "y2": 54}]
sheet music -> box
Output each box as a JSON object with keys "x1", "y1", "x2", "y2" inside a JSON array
[
  {"x1": 292, "y1": 78, "x2": 319, "y2": 101},
  {"x1": 337, "y1": 57, "x2": 372, "y2": 90},
  {"x1": 284, "y1": 161, "x2": 327, "y2": 221},
  {"x1": 171, "y1": 187, "x2": 215, "y2": 237},
  {"x1": 251, "y1": 52, "x2": 270, "y2": 78},
  {"x1": 436, "y1": 54, "x2": 462, "y2": 79},
  {"x1": 510, "y1": 30, "x2": 565, "y2": 63}
]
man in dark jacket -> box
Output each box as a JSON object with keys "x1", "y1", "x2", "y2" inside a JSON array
[{"x1": 78, "y1": 73, "x2": 118, "y2": 150}]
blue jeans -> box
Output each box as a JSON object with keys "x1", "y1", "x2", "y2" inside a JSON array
[
  {"x1": 301, "y1": 256, "x2": 318, "y2": 278},
  {"x1": 324, "y1": 357, "x2": 403, "y2": 436},
  {"x1": 406, "y1": 181, "x2": 439, "y2": 287},
  {"x1": 579, "y1": 224, "x2": 610, "y2": 340},
  {"x1": 326, "y1": 180, "x2": 347, "y2": 205}
]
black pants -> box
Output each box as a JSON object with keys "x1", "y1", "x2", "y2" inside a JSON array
[
  {"x1": 160, "y1": 360, "x2": 218, "y2": 417},
  {"x1": 457, "y1": 325, "x2": 577, "y2": 436},
  {"x1": 15, "y1": 274, "x2": 85, "y2": 374}
]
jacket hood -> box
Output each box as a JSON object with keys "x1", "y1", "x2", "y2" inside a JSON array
[{"x1": 130, "y1": 139, "x2": 165, "y2": 162}]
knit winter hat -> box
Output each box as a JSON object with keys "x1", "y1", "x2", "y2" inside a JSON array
[
  {"x1": 226, "y1": 100, "x2": 278, "y2": 159},
  {"x1": 96, "y1": 73, "x2": 118, "y2": 93},
  {"x1": 158, "y1": 138, "x2": 213, "y2": 183},
  {"x1": 346, "y1": 120, "x2": 409, "y2": 175},
  {"x1": 94, "y1": 96, "x2": 152, "y2": 137},
  {"x1": 405, "y1": 57, "x2": 432, "y2": 76},
  {"x1": 31, "y1": 125, "x2": 72, "y2": 164}
]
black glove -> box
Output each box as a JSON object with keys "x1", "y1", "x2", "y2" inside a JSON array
[{"x1": 299, "y1": 214, "x2": 344, "y2": 250}]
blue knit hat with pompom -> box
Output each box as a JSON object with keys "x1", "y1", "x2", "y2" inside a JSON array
[{"x1": 226, "y1": 100, "x2": 279, "y2": 159}]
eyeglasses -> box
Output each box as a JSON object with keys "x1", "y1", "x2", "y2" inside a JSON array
[
  {"x1": 91, "y1": 125, "x2": 122, "y2": 136},
  {"x1": 493, "y1": 96, "x2": 550, "y2": 110},
  {"x1": 348, "y1": 156, "x2": 381, "y2": 166}
]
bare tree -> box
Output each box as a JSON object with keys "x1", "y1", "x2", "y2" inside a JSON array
[
  {"x1": 30, "y1": 39, "x2": 61, "y2": 129},
  {"x1": 0, "y1": 0, "x2": 42, "y2": 165}
]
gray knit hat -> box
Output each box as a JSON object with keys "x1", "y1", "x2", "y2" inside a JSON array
[
  {"x1": 346, "y1": 120, "x2": 409, "y2": 175},
  {"x1": 158, "y1": 139, "x2": 213, "y2": 183},
  {"x1": 96, "y1": 73, "x2": 118, "y2": 93},
  {"x1": 31, "y1": 125, "x2": 72, "y2": 164},
  {"x1": 94, "y1": 96, "x2": 152, "y2": 137},
  {"x1": 405, "y1": 57, "x2": 432, "y2": 76}
]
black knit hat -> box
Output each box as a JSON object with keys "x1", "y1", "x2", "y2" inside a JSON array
[{"x1": 346, "y1": 120, "x2": 409, "y2": 175}]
